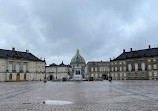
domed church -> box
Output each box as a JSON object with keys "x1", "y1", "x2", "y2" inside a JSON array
[{"x1": 70, "y1": 49, "x2": 86, "y2": 80}]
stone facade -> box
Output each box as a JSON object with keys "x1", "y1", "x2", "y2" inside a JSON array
[
  {"x1": 86, "y1": 61, "x2": 110, "y2": 80},
  {"x1": 110, "y1": 46, "x2": 158, "y2": 80},
  {"x1": 0, "y1": 48, "x2": 46, "y2": 82},
  {"x1": 46, "y1": 61, "x2": 72, "y2": 81}
]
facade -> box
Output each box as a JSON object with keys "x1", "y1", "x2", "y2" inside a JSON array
[
  {"x1": 110, "y1": 46, "x2": 158, "y2": 80},
  {"x1": 46, "y1": 61, "x2": 72, "y2": 81},
  {"x1": 86, "y1": 61, "x2": 110, "y2": 80},
  {"x1": 0, "y1": 48, "x2": 46, "y2": 82}
]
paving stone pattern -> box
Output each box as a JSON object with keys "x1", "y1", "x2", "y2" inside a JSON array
[{"x1": 0, "y1": 80, "x2": 158, "y2": 111}]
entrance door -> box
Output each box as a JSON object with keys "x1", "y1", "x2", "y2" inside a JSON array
[
  {"x1": 16, "y1": 74, "x2": 20, "y2": 81},
  {"x1": 9, "y1": 74, "x2": 12, "y2": 81},
  {"x1": 50, "y1": 75, "x2": 52, "y2": 80},
  {"x1": 24, "y1": 74, "x2": 26, "y2": 81},
  {"x1": 102, "y1": 75, "x2": 107, "y2": 80}
]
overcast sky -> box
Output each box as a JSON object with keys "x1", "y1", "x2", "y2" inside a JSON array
[{"x1": 0, "y1": 0, "x2": 158, "y2": 65}]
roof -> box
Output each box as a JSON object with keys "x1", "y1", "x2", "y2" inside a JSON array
[
  {"x1": 0, "y1": 49, "x2": 43, "y2": 62},
  {"x1": 87, "y1": 61, "x2": 110, "y2": 66},
  {"x1": 112, "y1": 47, "x2": 158, "y2": 61},
  {"x1": 49, "y1": 61, "x2": 71, "y2": 67}
]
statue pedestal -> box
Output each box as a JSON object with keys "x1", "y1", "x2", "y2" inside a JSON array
[{"x1": 73, "y1": 66, "x2": 83, "y2": 81}]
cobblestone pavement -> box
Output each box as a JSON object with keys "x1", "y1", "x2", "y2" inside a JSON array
[{"x1": 0, "y1": 80, "x2": 158, "y2": 111}]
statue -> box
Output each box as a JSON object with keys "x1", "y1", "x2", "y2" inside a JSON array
[{"x1": 76, "y1": 56, "x2": 79, "y2": 66}]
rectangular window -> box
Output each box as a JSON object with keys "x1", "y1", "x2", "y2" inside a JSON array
[
  {"x1": 124, "y1": 73, "x2": 126, "y2": 77},
  {"x1": 16, "y1": 64, "x2": 20, "y2": 73},
  {"x1": 128, "y1": 64, "x2": 132, "y2": 71},
  {"x1": 23, "y1": 65, "x2": 26, "y2": 73},
  {"x1": 111, "y1": 67, "x2": 114, "y2": 72},
  {"x1": 154, "y1": 71, "x2": 157, "y2": 77},
  {"x1": 148, "y1": 65, "x2": 151, "y2": 70},
  {"x1": 95, "y1": 74, "x2": 97, "y2": 78},
  {"x1": 120, "y1": 73, "x2": 122, "y2": 77},
  {"x1": 2, "y1": 66, "x2": 5, "y2": 72},
  {"x1": 115, "y1": 67, "x2": 117, "y2": 71},
  {"x1": 135, "y1": 63, "x2": 138, "y2": 71},
  {"x1": 120, "y1": 67, "x2": 122, "y2": 71},
  {"x1": 141, "y1": 63, "x2": 145, "y2": 71},
  {"x1": 115, "y1": 73, "x2": 117, "y2": 77},
  {"x1": 153, "y1": 64, "x2": 157, "y2": 69},
  {"x1": 142, "y1": 72, "x2": 144, "y2": 78},
  {"x1": 91, "y1": 73, "x2": 94, "y2": 77},
  {"x1": 99, "y1": 67, "x2": 102, "y2": 72},
  {"x1": 91, "y1": 68, "x2": 93, "y2": 72},
  {"x1": 149, "y1": 72, "x2": 152, "y2": 76},
  {"x1": 8, "y1": 64, "x2": 12, "y2": 72},
  {"x1": 123, "y1": 66, "x2": 126, "y2": 71},
  {"x1": 95, "y1": 67, "x2": 97, "y2": 72}
]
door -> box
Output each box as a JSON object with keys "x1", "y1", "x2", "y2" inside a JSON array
[
  {"x1": 16, "y1": 74, "x2": 20, "y2": 81},
  {"x1": 24, "y1": 74, "x2": 26, "y2": 81},
  {"x1": 9, "y1": 74, "x2": 12, "y2": 81}
]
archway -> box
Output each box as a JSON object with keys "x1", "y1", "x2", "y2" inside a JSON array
[
  {"x1": 16, "y1": 74, "x2": 20, "y2": 81},
  {"x1": 9, "y1": 74, "x2": 12, "y2": 81}
]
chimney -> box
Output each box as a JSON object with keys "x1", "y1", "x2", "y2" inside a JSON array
[
  {"x1": 12, "y1": 47, "x2": 15, "y2": 51},
  {"x1": 130, "y1": 48, "x2": 132, "y2": 51},
  {"x1": 26, "y1": 49, "x2": 29, "y2": 53},
  {"x1": 123, "y1": 49, "x2": 125, "y2": 53},
  {"x1": 149, "y1": 45, "x2": 151, "y2": 49}
]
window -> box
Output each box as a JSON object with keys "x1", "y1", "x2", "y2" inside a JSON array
[
  {"x1": 141, "y1": 63, "x2": 145, "y2": 71},
  {"x1": 2, "y1": 66, "x2": 5, "y2": 72},
  {"x1": 154, "y1": 71, "x2": 157, "y2": 77},
  {"x1": 148, "y1": 59, "x2": 151, "y2": 62},
  {"x1": 128, "y1": 64, "x2": 132, "y2": 71},
  {"x1": 148, "y1": 65, "x2": 151, "y2": 70},
  {"x1": 153, "y1": 64, "x2": 157, "y2": 69},
  {"x1": 38, "y1": 66, "x2": 40, "y2": 72},
  {"x1": 95, "y1": 67, "x2": 97, "y2": 72},
  {"x1": 8, "y1": 64, "x2": 12, "y2": 72},
  {"x1": 123, "y1": 61, "x2": 126, "y2": 64},
  {"x1": 23, "y1": 65, "x2": 26, "y2": 73},
  {"x1": 95, "y1": 74, "x2": 97, "y2": 78},
  {"x1": 135, "y1": 63, "x2": 138, "y2": 71},
  {"x1": 142, "y1": 72, "x2": 144, "y2": 78},
  {"x1": 153, "y1": 59, "x2": 156, "y2": 62},
  {"x1": 111, "y1": 67, "x2": 114, "y2": 72},
  {"x1": 99, "y1": 73, "x2": 102, "y2": 78},
  {"x1": 99, "y1": 67, "x2": 102, "y2": 71},
  {"x1": 128, "y1": 73, "x2": 131, "y2": 78},
  {"x1": 111, "y1": 62, "x2": 113, "y2": 65},
  {"x1": 124, "y1": 73, "x2": 126, "y2": 77},
  {"x1": 91, "y1": 73, "x2": 94, "y2": 77},
  {"x1": 123, "y1": 66, "x2": 126, "y2": 71},
  {"x1": 115, "y1": 62, "x2": 117, "y2": 65},
  {"x1": 119, "y1": 62, "x2": 122, "y2": 65},
  {"x1": 111, "y1": 73, "x2": 114, "y2": 77},
  {"x1": 120, "y1": 67, "x2": 122, "y2": 71},
  {"x1": 135, "y1": 73, "x2": 137, "y2": 78},
  {"x1": 16, "y1": 64, "x2": 20, "y2": 73},
  {"x1": 149, "y1": 72, "x2": 152, "y2": 76},
  {"x1": 91, "y1": 68, "x2": 93, "y2": 72},
  {"x1": 115, "y1": 67, "x2": 117, "y2": 71},
  {"x1": 120, "y1": 73, "x2": 122, "y2": 78},
  {"x1": 115, "y1": 73, "x2": 117, "y2": 77}
]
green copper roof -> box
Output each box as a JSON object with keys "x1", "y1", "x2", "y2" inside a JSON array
[{"x1": 71, "y1": 49, "x2": 85, "y2": 64}]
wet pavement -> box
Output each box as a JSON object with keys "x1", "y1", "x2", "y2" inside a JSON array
[{"x1": 0, "y1": 80, "x2": 158, "y2": 111}]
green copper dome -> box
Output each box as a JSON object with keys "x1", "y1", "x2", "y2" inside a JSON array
[{"x1": 71, "y1": 49, "x2": 85, "y2": 64}]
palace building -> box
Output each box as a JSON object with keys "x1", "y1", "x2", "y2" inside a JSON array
[
  {"x1": 0, "y1": 48, "x2": 46, "y2": 82},
  {"x1": 86, "y1": 61, "x2": 110, "y2": 80},
  {"x1": 110, "y1": 45, "x2": 158, "y2": 80},
  {"x1": 46, "y1": 61, "x2": 72, "y2": 81}
]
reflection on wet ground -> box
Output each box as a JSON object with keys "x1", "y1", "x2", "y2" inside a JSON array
[{"x1": 0, "y1": 80, "x2": 158, "y2": 111}]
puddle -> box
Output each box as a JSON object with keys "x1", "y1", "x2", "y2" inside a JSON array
[{"x1": 44, "y1": 100, "x2": 73, "y2": 105}]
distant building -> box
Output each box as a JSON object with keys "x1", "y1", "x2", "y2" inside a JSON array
[
  {"x1": 86, "y1": 61, "x2": 110, "y2": 80},
  {"x1": 46, "y1": 61, "x2": 72, "y2": 81},
  {"x1": 110, "y1": 45, "x2": 158, "y2": 80},
  {"x1": 0, "y1": 48, "x2": 46, "y2": 82}
]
